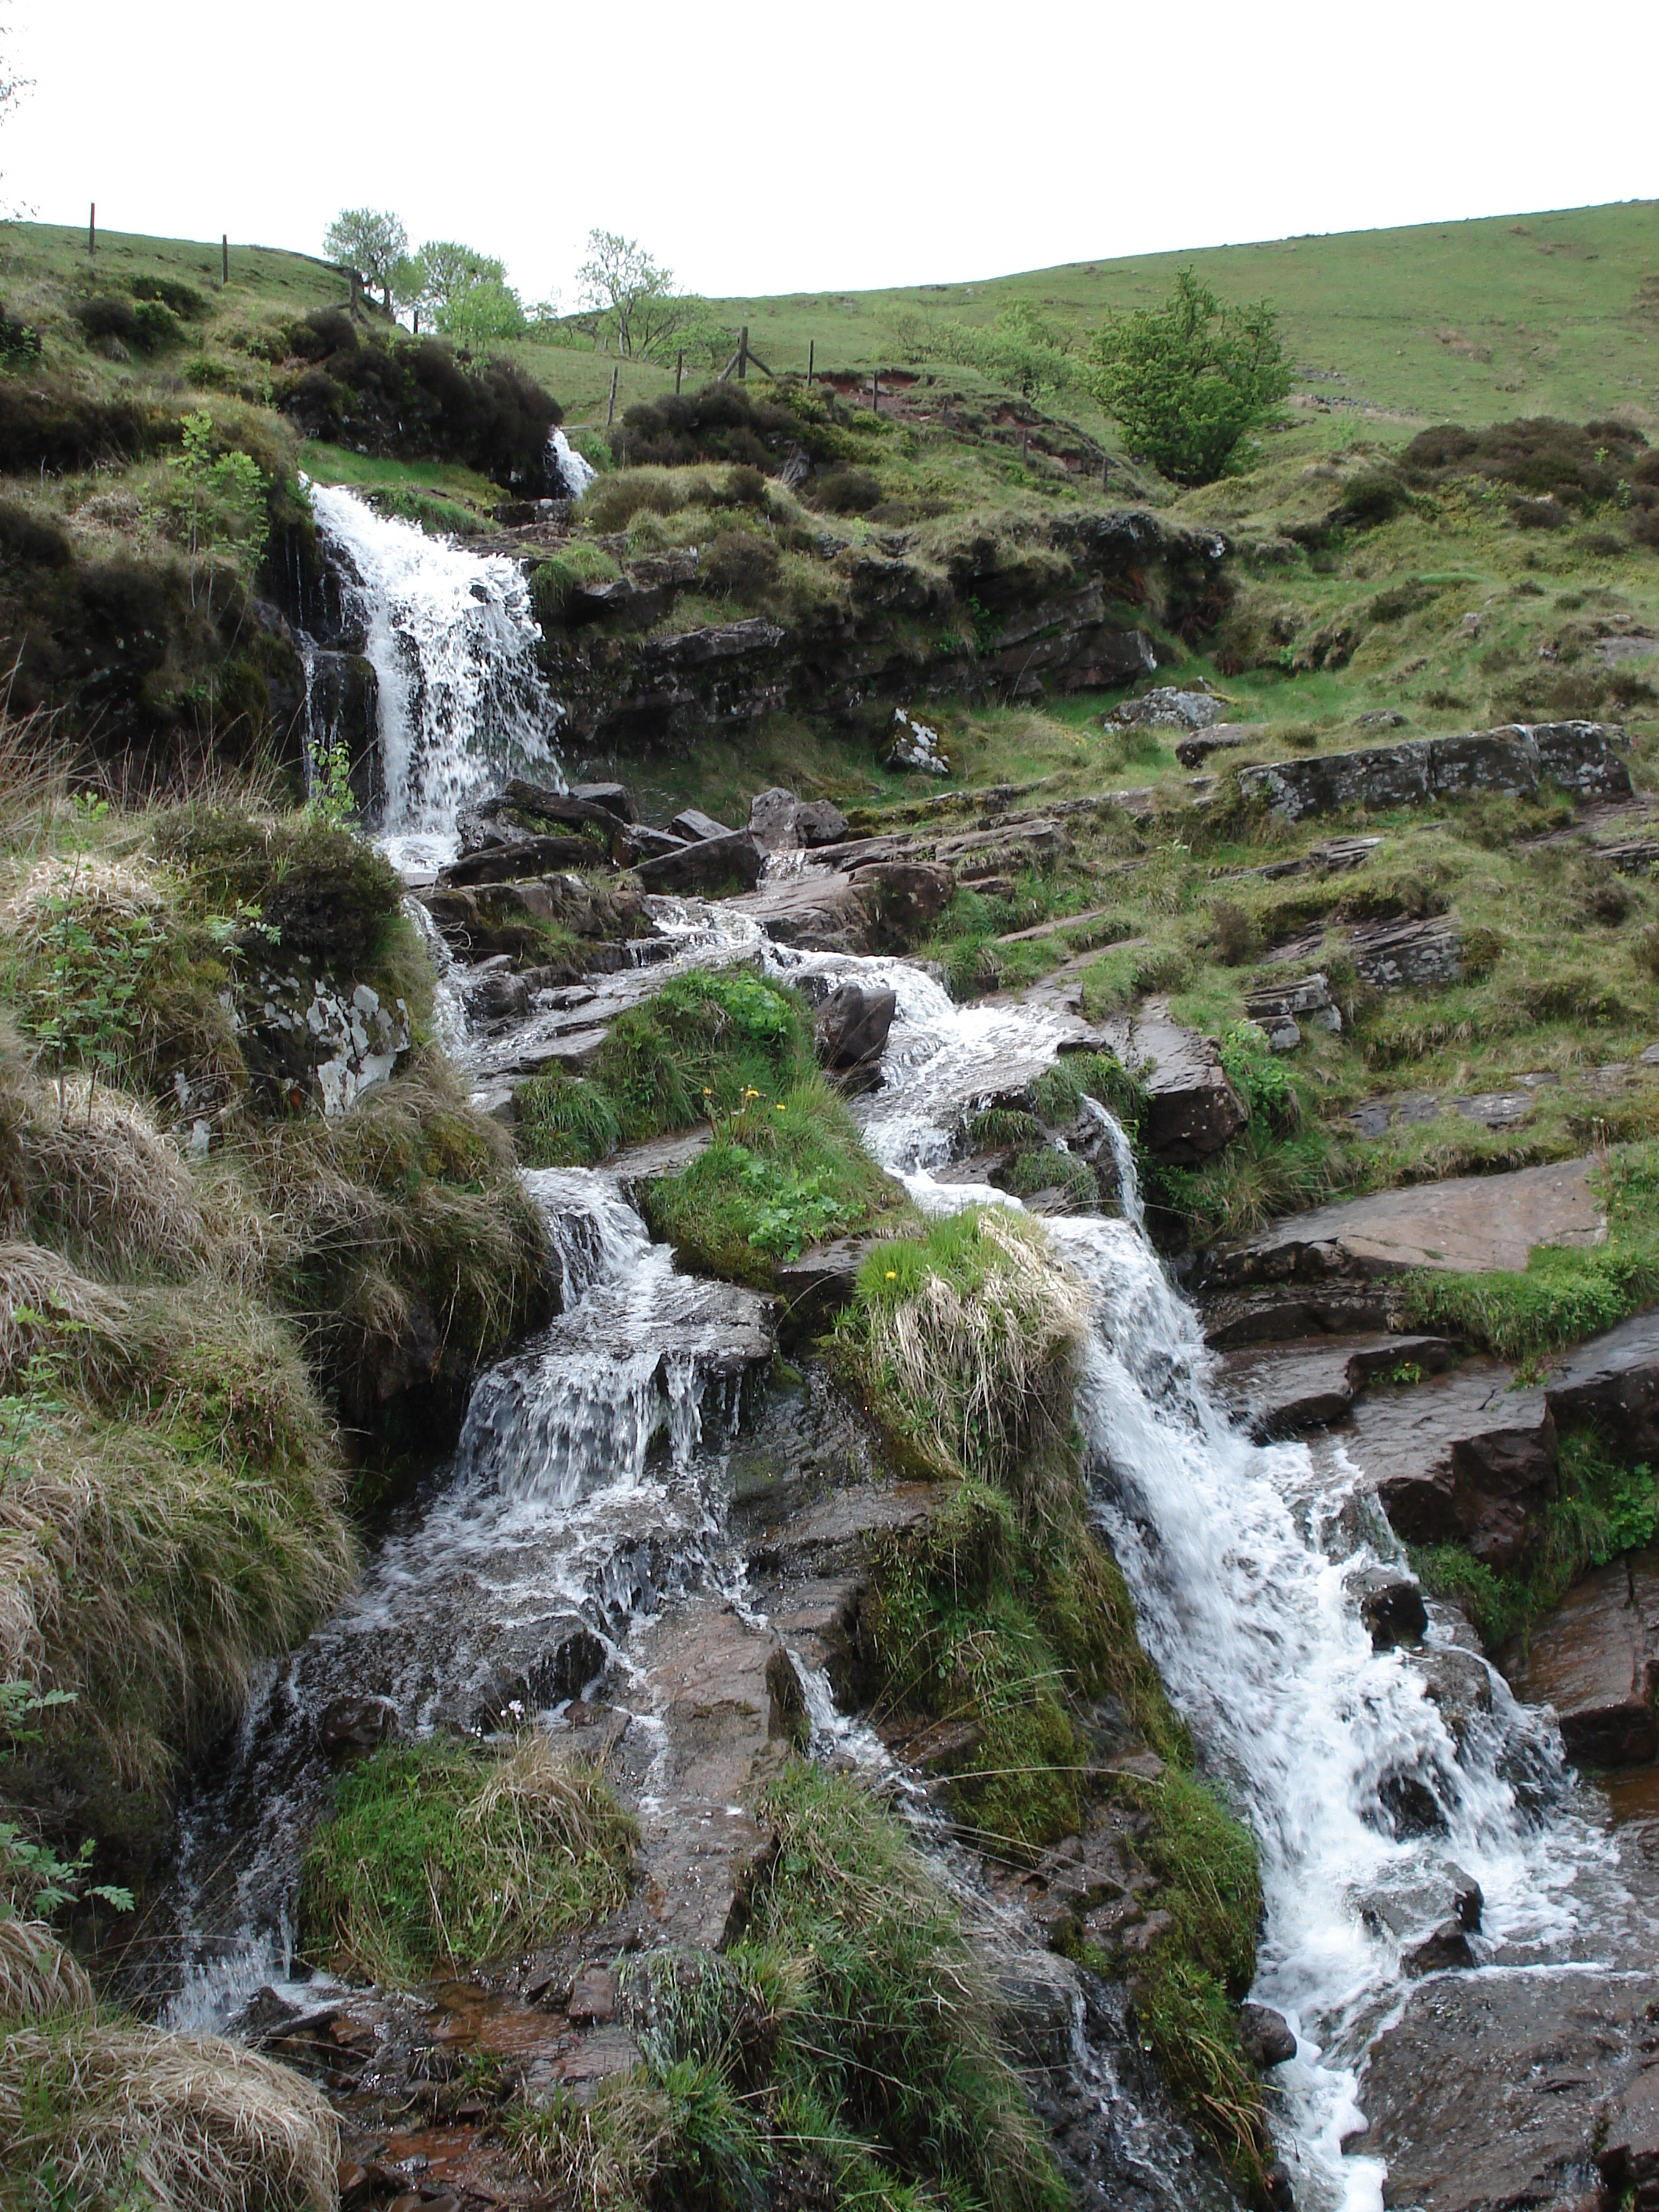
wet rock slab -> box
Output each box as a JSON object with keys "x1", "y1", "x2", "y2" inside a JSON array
[
  {"x1": 1503, "y1": 1548, "x2": 1659, "y2": 1767},
  {"x1": 1335, "y1": 1361, "x2": 1558, "y2": 1573},
  {"x1": 1200, "y1": 1157, "x2": 1606, "y2": 1346},
  {"x1": 1361, "y1": 1967, "x2": 1659, "y2": 2212},
  {"x1": 1087, "y1": 995, "x2": 1248, "y2": 1163},
  {"x1": 1213, "y1": 1331, "x2": 1457, "y2": 1439}
]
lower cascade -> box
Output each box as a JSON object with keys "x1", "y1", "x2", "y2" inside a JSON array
[{"x1": 137, "y1": 912, "x2": 1653, "y2": 2212}]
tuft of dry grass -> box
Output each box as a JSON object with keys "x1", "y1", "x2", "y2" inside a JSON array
[
  {"x1": 2, "y1": 1076, "x2": 211, "y2": 1277},
  {"x1": 0, "y1": 2020, "x2": 338, "y2": 2212},
  {"x1": 0, "y1": 1241, "x2": 131, "y2": 1394},
  {"x1": 0, "y1": 1916, "x2": 95, "y2": 2022},
  {"x1": 840, "y1": 1208, "x2": 1088, "y2": 1511}
]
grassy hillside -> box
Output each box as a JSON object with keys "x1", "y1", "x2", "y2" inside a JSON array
[{"x1": 682, "y1": 199, "x2": 1659, "y2": 436}]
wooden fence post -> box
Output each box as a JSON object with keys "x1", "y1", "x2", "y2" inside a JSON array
[
  {"x1": 676, "y1": 350, "x2": 683, "y2": 395},
  {"x1": 606, "y1": 364, "x2": 619, "y2": 426},
  {"x1": 222, "y1": 233, "x2": 229, "y2": 285},
  {"x1": 808, "y1": 339, "x2": 814, "y2": 384},
  {"x1": 738, "y1": 325, "x2": 749, "y2": 381},
  {"x1": 88, "y1": 203, "x2": 95, "y2": 259},
  {"x1": 870, "y1": 370, "x2": 878, "y2": 410}
]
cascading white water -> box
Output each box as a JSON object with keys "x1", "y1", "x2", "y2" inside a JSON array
[
  {"x1": 549, "y1": 426, "x2": 597, "y2": 500},
  {"x1": 770, "y1": 942, "x2": 1637, "y2": 2211},
  {"x1": 307, "y1": 482, "x2": 565, "y2": 870},
  {"x1": 159, "y1": 1165, "x2": 771, "y2": 2032}
]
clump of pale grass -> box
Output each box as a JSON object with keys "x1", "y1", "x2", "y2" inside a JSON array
[
  {"x1": 0, "y1": 1240, "x2": 131, "y2": 1393},
  {"x1": 854, "y1": 1209, "x2": 1088, "y2": 1506},
  {"x1": 0, "y1": 2021, "x2": 339, "y2": 2212},
  {"x1": 0, "y1": 1916, "x2": 95, "y2": 2021},
  {"x1": 5, "y1": 1078, "x2": 210, "y2": 1276},
  {"x1": 0, "y1": 851, "x2": 168, "y2": 943}
]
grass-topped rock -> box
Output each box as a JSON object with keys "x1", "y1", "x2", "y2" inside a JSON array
[{"x1": 301, "y1": 1733, "x2": 635, "y2": 1985}]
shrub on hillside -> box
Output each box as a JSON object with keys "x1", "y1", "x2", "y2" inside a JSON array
[
  {"x1": 811, "y1": 466, "x2": 883, "y2": 515},
  {"x1": 613, "y1": 381, "x2": 844, "y2": 471},
  {"x1": 278, "y1": 312, "x2": 560, "y2": 489},
  {"x1": 0, "y1": 379, "x2": 175, "y2": 474},
  {"x1": 1088, "y1": 268, "x2": 1292, "y2": 485},
  {"x1": 703, "y1": 526, "x2": 781, "y2": 601}
]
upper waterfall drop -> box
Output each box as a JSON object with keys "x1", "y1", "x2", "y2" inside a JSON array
[
  {"x1": 549, "y1": 427, "x2": 597, "y2": 500},
  {"x1": 307, "y1": 482, "x2": 566, "y2": 871}
]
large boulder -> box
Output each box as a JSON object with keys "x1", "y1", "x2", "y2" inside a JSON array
[
  {"x1": 668, "y1": 807, "x2": 734, "y2": 842},
  {"x1": 443, "y1": 833, "x2": 606, "y2": 886},
  {"x1": 1545, "y1": 1309, "x2": 1659, "y2": 1464},
  {"x1": 1503, "y1": 1549, "x2": 1659, "y2": 1767},
  {"x1": 634, "y1": 829, "x2": 764, "y2": 895},
  {"x1": 815, "y1": 983, "x2": 897, "y2": 1071}
]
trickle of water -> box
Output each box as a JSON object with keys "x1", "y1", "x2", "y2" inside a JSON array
[
  {"x1": 549, "y1": 427, "x2": 597, "y2": 500},
  {"x1": 308, "y1": 482, "x2": 564, "y2": 870},
  {"x1": 401, "y1": 895, "x2": 468, "y2": 1055}
]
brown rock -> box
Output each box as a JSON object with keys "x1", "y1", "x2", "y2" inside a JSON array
[
  {"x1": 1546, "y1": 1309, "x2": 1659, "y2": 1465},
  {"x1": 668, "y1": 807, "x2": 734, "y2": 842},
  {"x1": 814, "y1": 983, "x2": 896, "y2": 1070},
  {"x1": 1093, "y1": 995, "x2": 1247, "y2": 1163},
  {"x1": 1404, "y1": 1917, "x2": 1478, "y2": 1975},
  {"x1": 1354, "y1": 1363, "x2": 1559, "y2": 1572},
  {"x1": 441, "y1": 834, "x2": 605, "y2": 887},
  {"x1": 318, "y1": 1694, "x2": 401, "y2": 1765},
  {"x1": 1503, "y1": 1549, "x2": 1659, "y2": 1767},
  {"x1": 1239, "y1": 2001, "x2": 1297, "y2": 2067},
  {"x1": 566, "y1": 1966, "x2": 617, "y2": 2027}
]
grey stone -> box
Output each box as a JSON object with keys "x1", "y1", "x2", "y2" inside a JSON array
[
  {"x1": 1349, "y1": 915, "x2": 1463, "y2": 990},
  {"x1": 1243, "y1": 972, "x2": 1340, "y2": 1051},
  {"x1": 634, "y1": 829, "x2": 764, "y2": 895},
  {"x1": 1092, "y1": 995, "x2": 1248, "y2": 1163},
  {"x1": 1545, "y1": 1308, "x2": 1659, "y2": 1464},
  {"x1": 1404, "y1": 1918, "x2": 1478, "y2": 1975},
  {"x1": 571, "y1": 780, "x2": 636, "y2": 823},
  {"x1": 318, "y1": 1694, "x2": 401, "y2": 1764},
  {"x1": 1238, "y1": 2001, "x2": 1297, "y2": 2068},
  {"x1": 668, "y1": 807, "x2": 734, "y2": 843},
  {"x1": 1353, "y1": 1567, "x2": 1429, "y2": 1649},
  {"x1": 1175, "y1": 723, "x2": 1256, "y2": 768},
  {"x1": 1111, "y1": 686, "x2": 1221, "y2": 731},
  {"x1": 814, "y1": 983, "x2": 896, "y2": 1071},
  {"x1": 442, "y1": 833, "x2": 604, "y2": 887}
]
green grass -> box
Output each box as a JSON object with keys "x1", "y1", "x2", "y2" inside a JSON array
[
  {"x1": 641, "y1": 1073, "x2": 909, "y2": 1286},
  {"x1": 299, "y1": 1733, "x2": 635, "y2": 1985},
  {"x1": 507, "y1": 1760, "x2": 1068, "y2": 2212}
]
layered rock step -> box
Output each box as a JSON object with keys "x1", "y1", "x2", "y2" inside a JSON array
[
  {"x1": 1502, "y1": 1550, "x2": 1659, "y2": 1766},
  {"x1": 1197, "y1": 1156, "x2": 1606, "y2": 1346},
  {"x1": 1238, "y1": 720, "x2": 1631, "y2": 821}
]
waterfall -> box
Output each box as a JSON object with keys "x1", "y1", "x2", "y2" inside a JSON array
[
  {"x1": 307, "y1": 482, "x2": 566, "y2": 870},
  {"x1": 549, "y1": 426, "x2": 597, "y2": 500}
]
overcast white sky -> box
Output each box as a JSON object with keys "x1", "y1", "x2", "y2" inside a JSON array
[{"x1": 5, "y1": 1, "x2": 1656, "y2": 304}]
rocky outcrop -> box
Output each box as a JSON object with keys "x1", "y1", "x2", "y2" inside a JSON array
[
  {"x1": 1198, "y1": 1157, "x2": 1606, "y2": 1346},
  {"x1": 1503, "y1": 1550, "x2": 1659, "y2": 1766},
  {"x1": 1239, "y1": 720, "x2": 1631, "y2": 822},
  {"x1": 1090, "y1": 996, "x2": 1247, "y2": 1163},
  {"x1": 537, "y1": 507, "x2": 1229, "y2": 756},
  {"x1": 1364, "y1": 1968, "x2": 1659, "y2": 2212},
  {"x1": 1349, "y1": 914, "x2": 1465, "y2": 990},
  {"x1": 731, "y1": 858, "x2": 953, "y2": 956},
  {"x1": 1242, "y1": 972, "x2": 1339, "y2": 1051}
]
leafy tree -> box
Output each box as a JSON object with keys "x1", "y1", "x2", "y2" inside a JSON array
[
  {"x1": 575, "y1": 229, "x2": 680, "y2": 358},
  {"x1": 390, "y1": 251, "x2": 428, "y2": 324},
  {"x1": 401, "y1": 240, "x2": 527, "y2": 345},
  {"x1": 441, "y1": 280, "x2": 526, "y2": 345},
  {"x1": 167, "y1": 412, "x2": 269, "y2": 608},
  {"x1": 323, "y1": 207, "x2": 409, "y2": 308},
  {"x1": 1089, "y1": 269, "x2": 1292, "y2": 485}
]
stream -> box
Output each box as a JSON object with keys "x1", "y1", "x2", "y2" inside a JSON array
[{"x1": 150, "y1": 487, "x2": 1657, "y2": 2212}]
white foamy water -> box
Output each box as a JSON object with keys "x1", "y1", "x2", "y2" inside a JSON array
[
  {"x1": 786, "y1": 948, "x2": 1639, "y2": 2212},
  {"x1": 308, "y1": 482, "x2": 564, "y2": 869},
  {"x1": 549, "y1": 426, "x2": 597, "y2": 500}
]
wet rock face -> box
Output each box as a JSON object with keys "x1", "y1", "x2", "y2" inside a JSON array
[
  {"x1": 813, "y1": 982, "x2": 897, "y2": 1071},
  {"x1": 1503, "y1": 1548, "x2": 1659, "y2": 1767},
  {"x1": 1238, "y1": 719, "x2": 1631, "y2": 822},
  {"x1": 1091, "y1": 996, "x2": 1247, "y2": 1163},
  {"x1": 1364, "y1": 1969, "x2": 1659, "y2": 2212},
  {"x1": 1346, "y1": 1364, "x2": 1560, "y2": 1573},
  {"x1": 1546, "y1": 1309, "x2": 1659, "y2": 1466}
]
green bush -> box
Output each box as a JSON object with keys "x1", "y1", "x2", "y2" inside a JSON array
[
  {"x1": 1088, "y1": 268, "x2": 1292, "y2": 485},
  {"x1": 594, "y1": 967, "x2": 813, "y2": 1144},
  {"x1": 515, "y1": 1071, "x2": 621, "y2": 1166}
]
